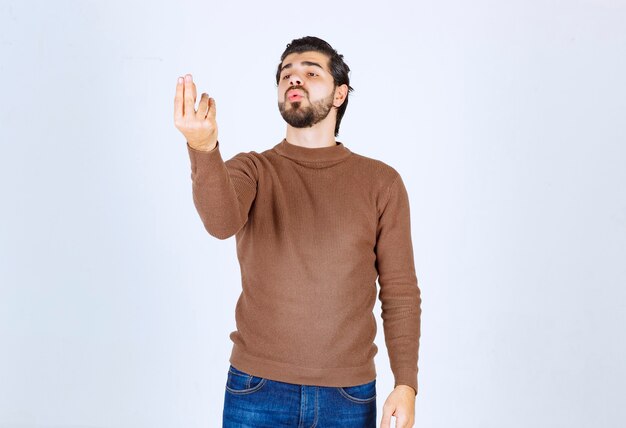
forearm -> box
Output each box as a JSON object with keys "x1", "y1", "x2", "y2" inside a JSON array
[{"x1": 187, "y1": 141, "x2": 250, "y2": 239}]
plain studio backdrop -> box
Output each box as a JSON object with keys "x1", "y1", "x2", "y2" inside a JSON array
[{"x1": 0, "y1": 0, "x2": 624, "y2": 427}]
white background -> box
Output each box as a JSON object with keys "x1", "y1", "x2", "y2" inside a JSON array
[{"x1": 1, "y1": 0, "x2": 624, "y2": 427}]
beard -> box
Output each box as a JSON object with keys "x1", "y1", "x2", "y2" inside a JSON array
[{"x1": 278, "y1": 89, "x2": 335, "y2": 128}]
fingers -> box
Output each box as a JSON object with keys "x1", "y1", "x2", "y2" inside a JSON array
[
  {"x1": 175, "y1": 74, "x2": 214, "y2": 123},
  {"x1": 174, "y1": 77, "x2": 184, "y2": 122},
  {"x1": 207, "y1": 97, "x2": 216, "y2": 119},
  {"x1": 380, "y1": 404, "x2": 392, "y2": 428},
  {"x1": 380, "y1": 414, "x2": 391, "y2": 428},
  {"x1": 183, "y1": 74, "x2": 196, "y2": 117},
  {"x1": 196, "y1": 93, "x2": 209, "y2": 119},
  {"x1": 396, "y1": 416, "x2": 413, "y2": 428}
]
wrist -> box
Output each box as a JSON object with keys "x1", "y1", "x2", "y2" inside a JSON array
[
  {"x1": 188, "y1": 140, "x2": 218, "y2": 152},
  {"x1": 395, "y1": 384, "x2": 417, "y2": 396}
]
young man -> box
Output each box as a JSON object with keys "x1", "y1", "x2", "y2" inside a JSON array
[{"x1": 174, "y1": 36, "x2": 421, "y2": 428}]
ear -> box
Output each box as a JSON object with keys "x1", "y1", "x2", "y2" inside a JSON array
[{"x1": 333, "y1": 84, "x2": 349, "y2": 108}]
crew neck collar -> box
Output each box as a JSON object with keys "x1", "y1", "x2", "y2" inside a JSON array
[{"x1": 272, "y1": 138, "x2": 352, "y2": 165}]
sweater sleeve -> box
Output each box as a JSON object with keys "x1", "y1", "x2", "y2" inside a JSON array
[
  {"x1": 187, "y1": 140, "x2": 258, "y2": 240},
  {"x1": 375, "y1": 173, "x2": 422, "y2": 396}
]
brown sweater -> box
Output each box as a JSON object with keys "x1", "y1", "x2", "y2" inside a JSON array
[{"x1": 186, "y1": 138, "x2": 422, "y2": 395}]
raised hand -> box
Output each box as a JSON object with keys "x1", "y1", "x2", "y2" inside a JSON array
[{"x1": 174, "y1": 74, "x2": 218, "y2": 151}]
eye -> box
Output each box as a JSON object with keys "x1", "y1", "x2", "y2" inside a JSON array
[{"x1": 281, "y1": 72, "x2": 317, "y2": 80}]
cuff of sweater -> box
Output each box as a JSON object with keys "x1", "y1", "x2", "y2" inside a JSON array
[
  {"x1": 393, "y1": 367, "x2": 418, "y2": 396},
  {"x1": 187, "y1": 140, "x2": 222, "y2": 172}
]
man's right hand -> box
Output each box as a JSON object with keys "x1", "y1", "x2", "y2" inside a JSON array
[{"x1": 174, "y1": 74, "x2": 218, "y2": 151}]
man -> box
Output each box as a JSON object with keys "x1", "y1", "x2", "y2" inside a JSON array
[{"x1": 173, "y1": 36, "x2": 421, "y2": 428}]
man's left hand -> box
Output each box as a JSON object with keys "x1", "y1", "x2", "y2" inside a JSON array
[{"x1": 380, "y1": 385, "x2": 416, "y2": 428}]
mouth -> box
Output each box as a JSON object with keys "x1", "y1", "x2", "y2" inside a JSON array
[{"x1": 287, "y1": 90, "x2": 304, "y2": 101}]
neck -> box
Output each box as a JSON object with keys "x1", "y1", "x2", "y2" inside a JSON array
[
  {"x1": 273, "y1": 137, "x2": 352, "y2": 167},
  {"x1": 284, "y1": 117, "x2": 337, "y2": 148}
]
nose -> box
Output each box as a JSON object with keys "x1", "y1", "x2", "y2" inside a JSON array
[{"x1": 289, "y1": 73, "x2": 302, "y2": 86}]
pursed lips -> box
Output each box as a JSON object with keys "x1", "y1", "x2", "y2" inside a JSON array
[{"x1": 287, "y1": 89, "x2": 305, "y2": 100}]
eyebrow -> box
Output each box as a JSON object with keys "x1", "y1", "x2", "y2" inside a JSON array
[{"x1": 280, "y1": 60, "x2": 325, "y2": 73}]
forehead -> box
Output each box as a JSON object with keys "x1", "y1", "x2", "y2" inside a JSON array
[{"x1": 280, "y1": 51, "x2": 330, "y2": 72}]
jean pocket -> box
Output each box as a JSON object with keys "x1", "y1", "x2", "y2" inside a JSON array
[
  {"x1": 225, "y1": 364, "x2": 267, "y2": 395},
  {"x1": 337, "y1": 378, "x2": 377, "y2": 404}
]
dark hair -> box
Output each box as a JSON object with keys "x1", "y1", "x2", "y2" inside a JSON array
[{"x1": 275, "y1": 36, "x2": 354, "y2": 137}]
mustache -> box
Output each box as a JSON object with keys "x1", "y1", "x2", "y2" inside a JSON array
[{"x1": 286, "y1": 86, "x2": 307, "y2": 97}]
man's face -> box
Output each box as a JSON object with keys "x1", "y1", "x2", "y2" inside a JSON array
[{"x1": 277, "y1": 51, "x2": 338, "y2": 128}]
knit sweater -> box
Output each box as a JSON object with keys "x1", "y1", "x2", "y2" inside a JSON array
[{"x1": 186, "y1": 138, "x2": 422, "y2": 395}]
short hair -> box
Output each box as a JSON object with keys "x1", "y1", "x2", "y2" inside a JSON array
[{"x1": 275, "y1": 36, "x2": 354, "y2": 137}]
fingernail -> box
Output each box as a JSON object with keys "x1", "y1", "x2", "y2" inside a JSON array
[
  {"x1": 185, "y1": 75, "x2": 191, "y2": 81},
  {"x1": 178, "y1": 77, "x2": 183, "y2": 84}
]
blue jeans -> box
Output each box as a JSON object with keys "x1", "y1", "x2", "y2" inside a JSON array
[{"x1": 223, "y1": 364, "x2": 377, "y2": 427}]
